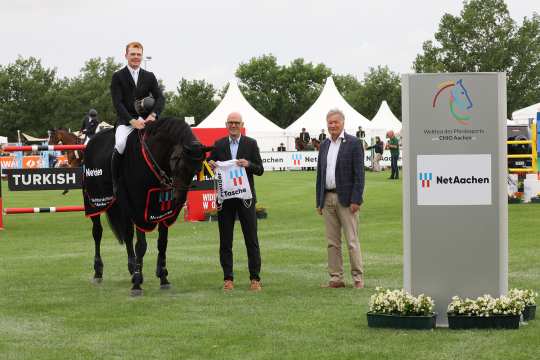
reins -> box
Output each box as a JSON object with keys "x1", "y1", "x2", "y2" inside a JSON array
[{"x1": 139, "y1": 130, "x2": 174, "y2": 188}]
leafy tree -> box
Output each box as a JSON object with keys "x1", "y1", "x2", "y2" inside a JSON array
[
  {"x1": 0, "y1": 57, "x2": 60, "y2": 139},
  {"x1": 162, "y1": 78, "x2": 218, "y2": 124},
  {"x1": 236, "y1": 54, "x2": 331, "y2": 128},
  {"x1": 414, "y1": 0, "x2": 540, "y2": 116},
  {"x1": 358, "y1": 66, "x2": 401, "y2": 119},
  {"x1": 55, "y1": 57, "x2": 122, "y2": 130}
]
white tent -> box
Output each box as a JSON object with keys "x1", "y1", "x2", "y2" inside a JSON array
[
  {"x1": 286, "y1": 77, "x2": 372, "y2": 139},
  {"x1": 512, "y1": 102, "x2": 540, "y2": 124},
  {"x1": 197, "y1": 79, "x2": 289, "y2": 151},
  {"x1": 369, "y1": 101, "x2": 402, "y2": 138}
]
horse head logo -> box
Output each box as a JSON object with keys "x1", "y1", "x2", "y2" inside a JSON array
[{"x1": 432, "y1": 79, "x2": 473, "y2": 125}]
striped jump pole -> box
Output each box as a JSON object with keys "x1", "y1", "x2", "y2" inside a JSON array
[
  {"x1": 0, "y1": 143, "x2": 87, "y2": 230},
  {"x1": 2, "y1": 144, "x2": 86, "y2": 152},
  {"x1": 3, "y1": 206, "x2": 85, "y2": 214}
]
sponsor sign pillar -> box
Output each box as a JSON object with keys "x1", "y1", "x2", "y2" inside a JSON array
[{"x1": 402, "y1": 73, "x2": 507, "y2": 325}]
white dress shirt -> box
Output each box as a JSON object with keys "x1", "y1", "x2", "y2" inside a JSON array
[
  {"x1": 229, "y1": 135, "x2": 241, "y2": 159},
  {"x1": 127, "y1": 65, "x2": 140, "y2": 86},
  {"x1": 325, "y1": 131, "x2": 345, "y2": 190}
]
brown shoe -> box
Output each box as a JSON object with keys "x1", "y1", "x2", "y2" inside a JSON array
[
  {"x1": 321, "y1": 280, "x2": 345, "y2": 288},
  {"x1": 250, "y1": 279, "x2": 262, "y2": 291},
  {"x1": 223, "y1": 280, "x2": 234, "y2": 291},
  {"x1": 354, "y1": 280, "x2": 364, "y2": 289}
]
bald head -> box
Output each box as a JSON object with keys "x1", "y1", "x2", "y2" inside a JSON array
[{"x1": 227, "y1": 112, "x2": 242, "y2": 122}]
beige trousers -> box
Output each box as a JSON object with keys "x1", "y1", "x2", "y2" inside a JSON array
[
  {"x1": 322, "y1": 192, "x2": 363, "y2": 282},
  {"x1": 373, "y1": 153, "x2": 382, "y2": 172}
]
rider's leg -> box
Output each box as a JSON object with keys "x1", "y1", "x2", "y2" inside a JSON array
[{"x1": 112, "y1": 125, "x2": 134, "y2": 196}]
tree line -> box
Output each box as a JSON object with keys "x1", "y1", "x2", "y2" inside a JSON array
[{"x1": 0, "y1": 0, "x2": 538, "y2": 140}]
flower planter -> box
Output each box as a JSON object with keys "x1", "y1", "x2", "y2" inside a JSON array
[
  {"x1": 256, "y1": 211, "x2": 267, "y2": 219},
  {"x1": 523, "y1": 305, "x2": 536, "y2": 321},
  {"x1": 508, "y1": 198, "x2": 522, "y2": 204},
  {"x1": 366, "y1": 312, "x2": 436, "y2": 330},
  {"x1": 447, "y1": 314, "x2": 520, "y2": 329}
]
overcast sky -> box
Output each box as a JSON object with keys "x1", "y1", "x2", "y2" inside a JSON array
[{"x1": 1, "y1": 0, "x2": 538, "y2": 91}]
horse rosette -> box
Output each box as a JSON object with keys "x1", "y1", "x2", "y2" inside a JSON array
[{"x1": 214, "y1": 160, "x2": 252, "y2": 205}]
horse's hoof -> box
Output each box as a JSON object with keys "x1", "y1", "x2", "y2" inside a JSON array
[
  {"x1": 160, "y1": 283, "x2": 171, "y2": 290},
  {"x1": 92, "y1": 277, "x2": 103, "y2": 284},
  {"x1": 130, "y1": 289, "x2": 143, "y2": 297}
]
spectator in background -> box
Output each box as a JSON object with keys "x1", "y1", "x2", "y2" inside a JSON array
[
  {"x1": 386, "y1": 130, "x2": 399, "y2": 179},
  {"x1": 300, "y1": 128, "x2": 310, "y2": 145},
  {"x1": 318, "y1": 129, "x2": 327, "y2": 142},
  {"x1": 356, "y1": 126, "x2": 365, "y2": 140},
  {"x1": 366, "y1": 136, "x2": 384, "y2": 172},
  {"x1": 277, "y1": 143, "x2": 286, "y2": 152}
]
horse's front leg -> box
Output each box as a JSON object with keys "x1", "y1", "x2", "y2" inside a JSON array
[
  {"x1": 156, "y1": 223, "x2": 170, "y2": 289},
  {"x1": 131, "y1": 227, "x2": 147, "y2": 296},
  {"x1": 91, "y1": 215, "x2": 104, "y2": 283}
]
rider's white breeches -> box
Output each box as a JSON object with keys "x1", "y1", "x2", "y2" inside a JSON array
[{"x1": 114, "y1": 125, "x2": 135, "y2": 154}]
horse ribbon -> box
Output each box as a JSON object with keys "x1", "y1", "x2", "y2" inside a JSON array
[{"x1": 214, "y1": 160, "x2": 253, "y2": 204}]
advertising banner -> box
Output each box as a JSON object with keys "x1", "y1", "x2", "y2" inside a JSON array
[{"x1": 6, "y1": 168, "x2": 82, "y2": 191}]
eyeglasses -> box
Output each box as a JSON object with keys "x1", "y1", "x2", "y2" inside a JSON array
[{"x1": 226, "y1": 121, "x2": 242, "y2": 126}]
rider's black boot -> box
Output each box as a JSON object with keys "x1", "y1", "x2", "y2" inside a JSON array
[{"x1": 111, "y1": 149, "x2": 123, "y2": 197}]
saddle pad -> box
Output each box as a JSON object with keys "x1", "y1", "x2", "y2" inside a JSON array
[{"x1": 83, "y1": 129, "x2": 115, "y2": 217}]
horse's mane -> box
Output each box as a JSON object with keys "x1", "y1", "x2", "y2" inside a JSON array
[{"x1": 145, "y1": 117, "x2": 194, "y2": 144}]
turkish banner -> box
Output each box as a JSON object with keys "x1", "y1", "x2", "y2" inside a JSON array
[{"x1": 6, "y1": 168, "x2": 83, "y2": 191}]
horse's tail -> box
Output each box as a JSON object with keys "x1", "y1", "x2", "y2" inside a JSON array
[{"x1": 105, "y1": 202, "x2": 130, "y2": 245}]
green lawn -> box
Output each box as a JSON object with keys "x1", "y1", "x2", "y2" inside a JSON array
[{"x1": 0, "y1": 171, "x2": 539, "y2": 360}]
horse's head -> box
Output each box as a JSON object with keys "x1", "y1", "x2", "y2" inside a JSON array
[
  {"x1": 48, "y1": 129, "x2": 59, "y2": 145},
  {"x1": 169, "y1": 141, "x2": 213, "y2": 206},
  {"x1": 451, "y1": 79, "x2": 473, "y2": 112}
]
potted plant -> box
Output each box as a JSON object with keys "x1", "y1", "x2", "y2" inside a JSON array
[
  {"x1": 204, "y1": 209, "x2": 218, "y2": 222},
  {"x1": 367, "y1": 287, "x2": 436, "y2": 330},
  {"x1": 256, "y1": 204, "x2": 267, "y2": 219},
  {"x1": 509, "y1": 288, "x2": 538, "y2": 321},
  {"x1": 508, "y1": 192, "x2": 523, "y2": 204},
  {"x1": 447, "y1": 294, "x2": 523, "y2": 329}
]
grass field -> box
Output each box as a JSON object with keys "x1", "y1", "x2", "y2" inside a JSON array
[{"x1": 0, "y1": 171, "x2": 539, "y2": 360}]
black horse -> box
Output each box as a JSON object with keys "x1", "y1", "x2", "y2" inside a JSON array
[{"x1": 83, "y1": 118, "x2": 211, "y2": 296}]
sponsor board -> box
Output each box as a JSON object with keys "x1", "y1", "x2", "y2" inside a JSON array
[
  {"x1": 6, "y1": 168, "x2": 82, "y2": 191},
  {"x1": 417, "y1": 154, "x2": 492, "y2": 205},
  {"x1": 260, "y1": 150, "x2": 401, "y2": 170}
]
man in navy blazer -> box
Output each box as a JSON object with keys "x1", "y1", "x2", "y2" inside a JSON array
[{"x1": 316, "y1": 108, "x2": 365, "y2": 289}]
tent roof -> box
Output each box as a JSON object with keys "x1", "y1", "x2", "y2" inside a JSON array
[
  {"x1": 286, "y1": 77, "x2": 372, "y2": 135},
  {"x1": 512, "y1": 102, "x2": 540, "y2": 122},
  {"x1": 22, "y1": 133, "x2": 48, "y2": 142},
  {"x1": 370, "y1": 101, "x2": 402, "y2": 132},
  {"x1": 197, "y1": 79, "x2": 284, "y2": 133}
]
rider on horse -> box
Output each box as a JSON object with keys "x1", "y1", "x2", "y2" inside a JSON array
[
  {"x1": 81, "y1": 109, "x2": 99, "y2": 145},
  {"x1": 110, "y1": 41, "x2": 165, "y2": 196}
]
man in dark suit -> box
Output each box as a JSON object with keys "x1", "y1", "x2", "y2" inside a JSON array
[
  {"x1": 208, "y1": 112, "x2": 264, "y2": 292},
  {"x1": 300, "y1": 128, "x2": 311, "y2": 144},
  {"x1": 110, "y1": 41, "x2": 165, "y2": 194},
  {"x1": 318, "y1": 129, "x2": 327, "y2": 142},
  {"x1": 316, "y1": 108, "x2": 365, "y2": 289}
]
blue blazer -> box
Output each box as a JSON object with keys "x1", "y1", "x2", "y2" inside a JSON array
[{"x1": 316, "y1": 133, "x2": 365, "y2": 208}]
